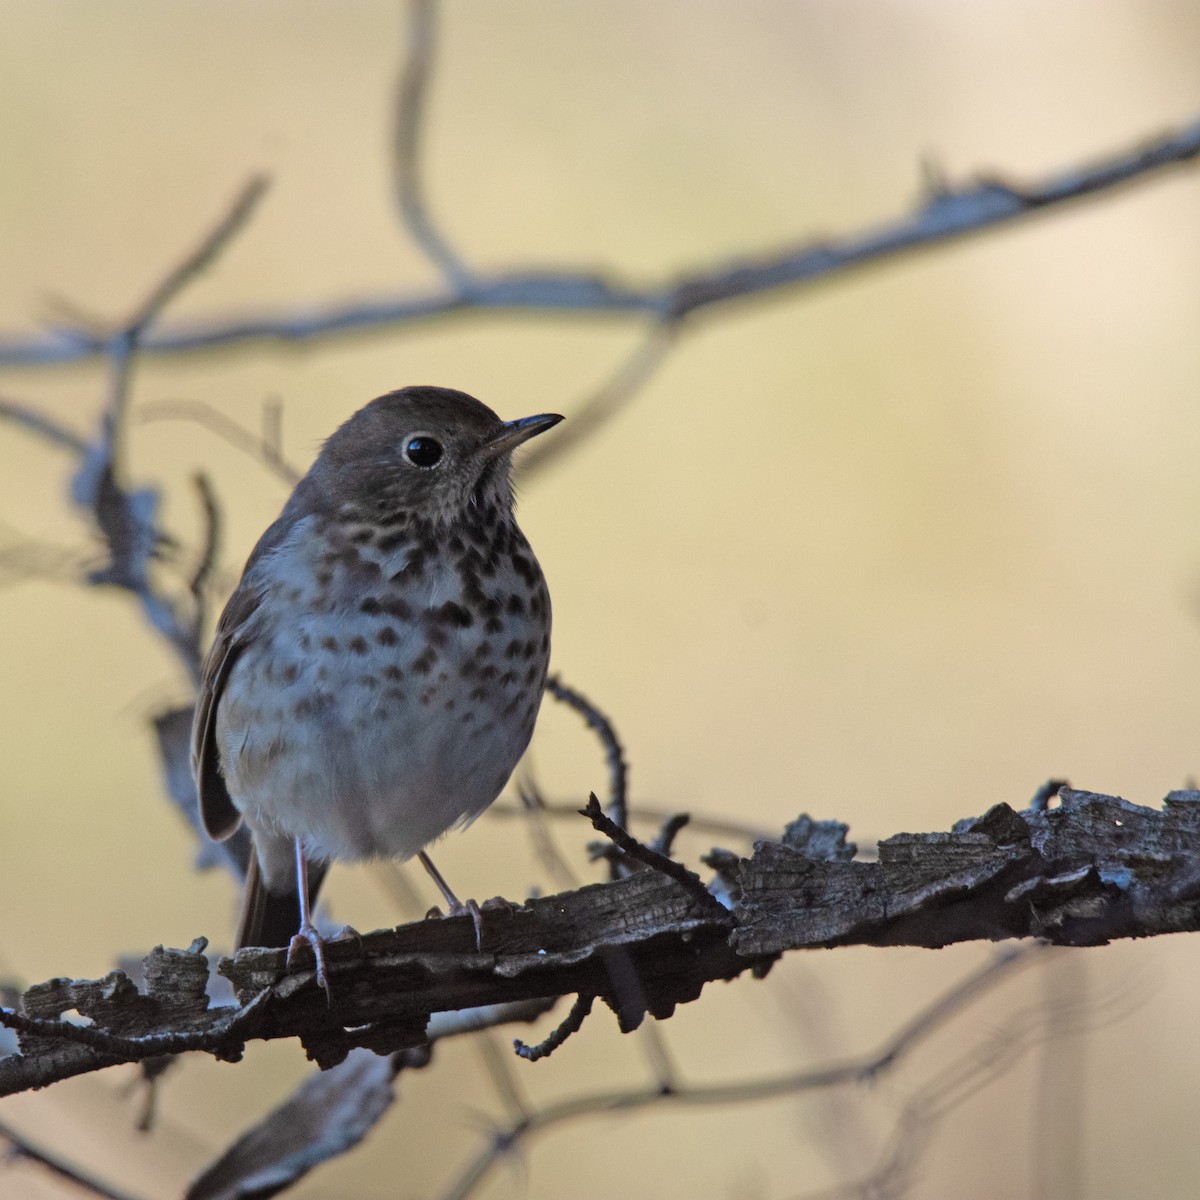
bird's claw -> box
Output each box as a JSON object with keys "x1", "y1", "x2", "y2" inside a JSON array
[
  {"x1": 287, "y1": 921, "x2": 332, "y2": 1004},
  {"x1": 424, "y1": 897, "x2": 485, "y2": 949}
]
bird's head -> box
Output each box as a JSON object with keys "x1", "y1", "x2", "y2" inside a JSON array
[{"x1": 313, "y1": 386, "x2": 562, "y2": 525}]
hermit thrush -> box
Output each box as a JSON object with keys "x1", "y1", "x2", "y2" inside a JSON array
[{"x1": 190, "y1": 386, "x2": 561, "y2": 992}]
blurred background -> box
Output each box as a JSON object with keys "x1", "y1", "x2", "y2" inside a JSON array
[{"x1": 2, "y1": 2, "x2": 1200, "y2": 1197}]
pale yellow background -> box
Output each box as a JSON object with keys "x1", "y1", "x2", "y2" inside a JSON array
[{"x1": 1, "y1": 3, "x2": 1199, "y2": 1198}]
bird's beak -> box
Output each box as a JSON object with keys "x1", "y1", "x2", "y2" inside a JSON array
[{"x1": 484, "y1": 413, "x2": 564, "y2": 458}]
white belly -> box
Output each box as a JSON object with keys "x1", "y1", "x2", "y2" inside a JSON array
[{"x1": 215, "y1": 518, "x2": 550, "y2": 867}]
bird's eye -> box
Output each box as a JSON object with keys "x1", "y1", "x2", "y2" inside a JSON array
[{"x1": 403, "y1": 435, "x2": 444, "y2": 468}]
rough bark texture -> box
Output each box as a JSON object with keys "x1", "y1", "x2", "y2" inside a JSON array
[{"x1": 5, "y1": 787, "x2": 1200, "y2": 1095}]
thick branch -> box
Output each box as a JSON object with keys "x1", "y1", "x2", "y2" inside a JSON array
[
  {"x1": 0, "y1": 120, "x2": 1197, "y2": 365},
  {"x1": 3, "y1": 787, "x2": 1198, "y2": 1096},
  {"x1": 729, "y1": 787, "x2": 1200, "y2": 955}
]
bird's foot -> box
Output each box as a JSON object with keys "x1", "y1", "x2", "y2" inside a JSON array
[
  {"x1": 287, "y1": 921, "x2": 332, "y2": 1004},
  {"x1": 424, "y1": 897, "x2": 485, "y2": 949}
]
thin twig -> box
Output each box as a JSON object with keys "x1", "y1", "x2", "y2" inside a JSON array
[
  {"x1": 394, "y1": 0, "x2": 471, "y2": 285},
  {"x1": 98, "y1": 175, "x2": 270, "y2": 480},
  {"x1": 796, "y1": 961, "x2": 1142, "y2": 1200},
  {"x1": 545, "y1": 675, "x2": 628, "y2": 839},
  {"x1": 1032, "y1": 951, "x2": 1088, "y2": 1200},
  {"x1": 0, "y1": 394, "x2": 89, "y2": 454},
  {"x1": 858, "y1": 946, "x2": 1032, "y2": 1082},
  {"x1": 441, "y1": 948, "x2": 1037, "y2": 1200},
  {"x1": 513, "y1": 778, "x2": 580, "y2": 891},
  {"x1": 260, "y1": 397, "x2": 289, "y2": 480},
  {"x1": 513, "y1": 994, "x2": 595, "y2": 1062},
  {"x1": 3, "y1": 120, "x2": 1199, "y2": 366},
  {"x1": 127, "y1": 175, "x2": 271, "y2": 335},
  {"x1": 474, "y1": 1030, "x2": 532, "y2": 1120},
  {"x1": 580, "y1": 794, "x2": 716, "y2": 909},
  {"x1": 519, "y1": 320, "x2": 678, "y2": 479},
  {"x1": 136, "y1": 398, "x2": 302, "y2": 485},
  {"x1": 64, "y1": 177, "x2": 272, "y2": 688},
  {"x1": 0, "y1": 989, "x2": 269, "y2": 1064},
  {"x1": 103, "y1": 174, "x2": 270, "y2": 452},
  {"x1": 188, "y1": 472, "x2": 220, "y2": 640},
  {"x1": 635, "y1": 1020, "x2": 679, "y2": 1092},
  {"x1": 0, "y1": 521, "x2": 94, "y2": 588},
  {"x1": 649, "y1": 812, "x2": 691, "y2": 858},
  {"x1": 489, "y1": 795, "x2": 776, "y2": 845},
  {"x1": 0, "y1": 1118, "x2": 141, "y2": 1200}
]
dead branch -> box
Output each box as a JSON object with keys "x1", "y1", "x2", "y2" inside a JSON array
[{"x1": 3, "y1": 787, "x2": 1197, "y2": 1097}]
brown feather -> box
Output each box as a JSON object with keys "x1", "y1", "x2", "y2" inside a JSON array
[
  {"x1": 190, "y1": 486, "x2": 319, "y2": 843},
  {"x1": 192, "y1": 580, "x2": 262, "y2": 840},
  {"x1": 235, "y1": 850, "x2": 329, "y2": 950},
  {"x1": 234, "y1": 849, "x2": 269, "y2": 948}
]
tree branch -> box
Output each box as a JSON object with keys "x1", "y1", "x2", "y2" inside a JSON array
[
  {"x1": 0, "y1": 120, "x2": 1197, "y2": 366},
  {"x1": 3, "y1": 787, "x2": 1197, "y2": 1097}
]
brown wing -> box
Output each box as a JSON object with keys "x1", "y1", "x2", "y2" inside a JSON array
[
  {"x1": 191, "y1": 478, "x2": 319, "y2": 843},
  {"x1": 191, "y1": 579, "x2": 265, "y2": 840}
]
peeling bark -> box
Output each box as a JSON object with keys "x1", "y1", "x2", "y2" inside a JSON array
[{"x1": 4, "y1": 787, "x2": 1198, "y2": 1095}]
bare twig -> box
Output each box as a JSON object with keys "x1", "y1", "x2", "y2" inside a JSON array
[
  {"x1": 57, "y1": 177, "x2": 272, "y2": 684},
  {"x1": 184, "y1": 1001, "x2": 554, "y2": 1200},
  {"x1": 259, "y1": 397, "x2": 289, "y2": 479},
  {"x1": 1032, "y1": 951, "x2": 1088, "y2": 1200},
  {"x1": 857, "y1": 946, "x2": 1033, "y2": 1081},
  {"x1": 546, "y1": 675, "x2": 628, "y2": 838},
  {"x1": 519, "y1": 320, "x2": 679, "y2": 478},
  {"x1": 635, "y1": 1020, "x2": 679, "y2": 1092},
  {"x1": 97, "y1": 175, "x2": 270, "y2": 478},
  {"x1": 474, "y1": 1029, "x2": 532, "y2": 1121},
  {"x1": 795, "y1": 953, "x2": 1142, "y2": 1200},
  {"x1": 512, "y1": 778, "x2": 580, "y2": 891},
  {"x1": 127, "y1": 176, "x2": 270, "y2": 337},
  {"x1": 2, "y1": 120, "x2": 1198, "y2": 367},
  {"x1": 394, "y1": 0, "x2": 471, "y2": 285},
  {"x1": 0, "y1": 1118, "x2": 141, "y2": 1200},
  {"x1": 649, "y1": 812, "x2": 691, "y2": 858},
  {"x1": 489, "y1": 794, "x2": 776, "y2": 845},
  {"x1": 0, "y1": 988, "x2": 269, "y2": 1063},
  {"x1": 441, "y1": 948, "x2": 1034, "y2": 1200},
  {"x1": 580, "y1": 794, "x2": 716, "y2": 909},
  {"x1": 188, "y1": 471, "x2": 220, "y2": 635},
  {"x1": 513, "y1": 993, "x2": 595, "y2": 1062},
  {"x1": 136, "y1": 398, "x2": 303, "y2": 485},
  {"x1": 0, "y1": 521, "x2": 93, "y2": 589},
  {"x1": 0, "y1": 394, "x2": 88, "y2": 453}
]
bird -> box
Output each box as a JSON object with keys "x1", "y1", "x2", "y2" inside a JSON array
[{"x1": 190, "y1": 385, "x2": 561, "y2": 995}]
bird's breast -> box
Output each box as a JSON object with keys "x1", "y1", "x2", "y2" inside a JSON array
[{"x1": 215, "y1": 512, "x2": 551, "y2": 864}]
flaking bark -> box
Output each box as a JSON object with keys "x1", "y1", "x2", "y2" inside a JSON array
[{"x1": 4, "y1": 786, "x2": 1199, "y2": 1094}]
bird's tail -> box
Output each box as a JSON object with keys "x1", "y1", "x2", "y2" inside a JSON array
[{"x1": 235, "y1": 852, "x2": 329, "y2": 950}]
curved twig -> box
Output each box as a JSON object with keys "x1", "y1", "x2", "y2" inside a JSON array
[{"x1": 394, "y1": 0, "x2": 471, "y2": 285}]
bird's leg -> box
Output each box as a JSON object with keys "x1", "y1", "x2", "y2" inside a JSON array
[
  {"x1": 286, "y1": 838, "x2": 331, "y2": 1002},
  {"x1": 417, "y1": 850, "x2": 484, "y2": 949}
]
